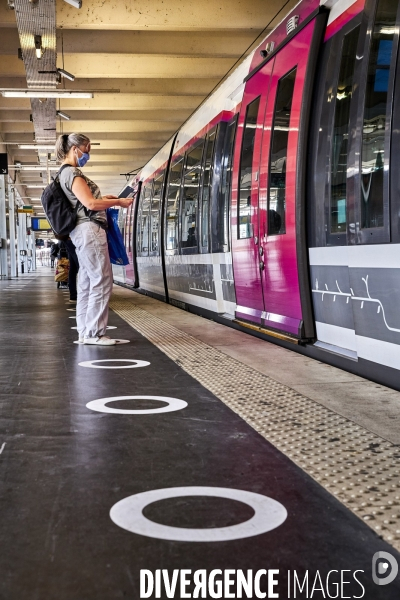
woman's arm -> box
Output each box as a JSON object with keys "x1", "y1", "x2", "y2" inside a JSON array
[{"x1": 71, "y1": 176, "x2": 133, "y2": 210}]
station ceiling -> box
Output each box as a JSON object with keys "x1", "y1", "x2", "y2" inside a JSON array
[{"x1": 0, "y1": 0, "x2": 296, "y2": 214}]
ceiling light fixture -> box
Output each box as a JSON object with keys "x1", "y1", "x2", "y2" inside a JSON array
[
  {"x1": 9, "y1": 165, "x2": 58, "y2": 171},
  {"x1": 63, "y1": 0, "x2": 82, "y2": 8},
  {"x1": 1, "y1": 90, "x2": 93, "y2": 99},
  {"x1": 57, "y1": 68, "x2": 75, "y2": 82},
  {"x1": 57, "y1": 110, "x2": 71, "y2": 121},
  {"x1": 18, "y1": 145, "x2": 55, "y2": 150},
  {"x1": 34, "y1": 35, "x2": 44, "y2": 59}
]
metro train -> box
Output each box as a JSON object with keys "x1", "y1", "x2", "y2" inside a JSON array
[{"x1": 113, "y1": 0, "x2": 400, "y2": 390}]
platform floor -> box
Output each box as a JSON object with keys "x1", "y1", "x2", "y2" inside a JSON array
[{"x1": 1, "y1": 269, "x2": 400, "y2": 599}]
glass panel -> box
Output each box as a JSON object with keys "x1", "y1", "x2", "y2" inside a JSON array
[
  {"x1": 201, "y1": 129, "x2": 216, "y2": 248},
  {"x1": 238, "y1": 97, "x2": 260, "y2": 239},
  {"x1": 150, "y1": 172, "x2": 164, "y2": 254},
  {"x1": 360, "y1": 0, "x2": 397, "y2": 229},
  {"x1": 181, "y1": 139, "x2": 205, "y2": 248},
  {"x1": 123, "y1": 206, "x2": 129, "y2": 249},
  {"x1": 219, "y1": 118, "x2": 237, "y2": 251},
  {"x1": 119, "y1": 207, "x2": 127, "y2": 250},
  {"x1": 139, "y1": 185, "x2": 152, "y2": 255},
  {"x1": 165, "y1": 159, "x2": 183, "y2": 250},
  {"x1": 268, "y1": 68, "x2": 296, "y2": 235},
  {"x1": 127, "y1": 205, "x2": 132, "y2": 254},
  {"x1": 330, "y1": 26, "x2": 360, "y2": 234},
  {"x1": 185, "y1": 142, "x2": 204, "y2": 170},
  {"x1": 136, "y1": 204, "x2": 142, "y2": 254}
]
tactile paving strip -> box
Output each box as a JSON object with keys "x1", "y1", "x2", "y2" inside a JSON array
[{"x1": 110, "y1": 296, "x2": 400, "y2": 550}]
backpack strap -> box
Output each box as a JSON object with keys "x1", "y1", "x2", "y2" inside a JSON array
[
  {"x1": 54, "y1": 163, "x2": 72, "y2": 182},
  {"x1": 55, "y1": 163, "x2": 83, "y2": 214}
]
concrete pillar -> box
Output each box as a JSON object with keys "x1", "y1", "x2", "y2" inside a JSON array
[
  {"x1": 31, "y1": 232, "x2": 36, "y2": 272},
  {"x1": 17, "y1": 212, "x2": 28, "y2": 275},
  {"x1": 9, "y1": 188, "x2": 17, "y2": 278},
  {"x1": 26, "y1": 215, "x2": 35, "y2": 273},
  {"x1": 0, "y1": 175, "x2": 9, "y2": 279}
]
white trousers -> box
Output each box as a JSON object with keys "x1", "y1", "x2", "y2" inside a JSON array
[{"x1": 70, "y1": 221, "x2": 113, "y2": 339}]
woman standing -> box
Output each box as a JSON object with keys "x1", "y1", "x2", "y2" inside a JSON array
[{"x1": 56, "y1": 132, "x2": 133, "y2": 346}]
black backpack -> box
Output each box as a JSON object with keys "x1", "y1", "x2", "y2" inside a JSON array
[{"x1": 41, "y1": 165, "x2": 80, "y2": 239}]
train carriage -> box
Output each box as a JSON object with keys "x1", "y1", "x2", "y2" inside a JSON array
[{"x1": 114, "y1": 0, "x2": 400, "y2": 390}]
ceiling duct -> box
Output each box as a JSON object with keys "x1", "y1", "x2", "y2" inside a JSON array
[{"x1": 13, "y1": 0, "x2": 57, "y2": 180}]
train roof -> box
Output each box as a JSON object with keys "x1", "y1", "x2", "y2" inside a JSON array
[{"x1": 127, "y1": 0, "x2": 357, "y2": 189}]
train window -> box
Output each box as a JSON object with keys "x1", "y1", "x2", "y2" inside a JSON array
[
  {"x1": 139, "y1": 184, "x2": 152, "y2": 256},
  {"x1": 150, "y1": 172, "x2": 164, "y2": 254},
  {"x1": 238, "y1": 97, "x2": 260, "y2": 239},
  {"x1": 330, "y1": 26, "x2": 360, "y2": 234},
  {"x1": 201, "y1": 129, "x2": 216, "y2": 248},
  {"x1": 219, "y1": 117, "x2": 237, "y2": 251},
  {"x1": 181, "y1": 139, "x2": 205, "y2": 249},
  {"x1": 165, "y1": 158, "x2": 183, "y2": 250},
  {"x1": 123, "y1": 206, "x2": 129, "y2": 250},
  {"x1": 136, "y1": 202, "x2": 142, "y2": 254},
  {"x1": 268, "y1": 68, "x2": 296, "y2": 235},
  {"x1": 360, "y1": 0, "x2": 397, "y2": 230}
]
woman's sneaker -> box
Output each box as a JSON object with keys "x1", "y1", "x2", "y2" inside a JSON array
[{"x1": 84, "y1": 336, "x2": 116, "y2": 346}]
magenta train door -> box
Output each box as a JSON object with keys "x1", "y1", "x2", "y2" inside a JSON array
[{"x1": 232, "y1": 15, "x2": 326, "y2": 339}]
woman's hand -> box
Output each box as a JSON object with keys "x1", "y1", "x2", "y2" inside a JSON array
[{"x1": 118, "y1": 197, "x2": 134, "y2": 209}]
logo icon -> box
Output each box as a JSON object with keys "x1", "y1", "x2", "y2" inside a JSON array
[{"x1": 372, "y1": 551, "x2": 399, "y2": 586}]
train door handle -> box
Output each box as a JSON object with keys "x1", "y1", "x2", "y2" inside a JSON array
[
  {"x1": 254, "y1": 236, "x2": 258, "y2": 245},
  {"x1": 259, "y1": 247, "x2": 263, "y2": 257},
  {"x1": 259, "y1": 260, "x2": 265, "y2": 270}
]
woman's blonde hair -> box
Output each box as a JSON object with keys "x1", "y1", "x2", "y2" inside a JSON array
[{"x1": 55, "y1": 133, "x2": 90, "y2": 163}]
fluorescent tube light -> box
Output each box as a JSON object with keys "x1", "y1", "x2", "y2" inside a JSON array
[
  {"x1": 9, "y1": 165, "x2": 58, "y2": 170},
  {"x1": 18, "y1": 145, "x2": 55, "y2": 150},
  {"x1": 57, "y1": 110, "x2": 71, "y2": 121},
  {"x1": 57, "y1": 68, "x2": 75, "y2": 82},
  {"x1": 64, "y1": 0, "x2": 82, "y2": 7},
  {"x1": 34, "y1": 35, "x2": 43, "y2": 59},
  {"x1": 1, "y1": 90, "x2": 93, "y2": 99}
]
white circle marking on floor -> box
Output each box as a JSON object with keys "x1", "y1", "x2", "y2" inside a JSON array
[
  {"x1": 71, "y1": 325, "x2": 117, "y2": 330},
  {"x1": 66, "y1": 308, "x2": 76, "y2": 312},
  {"x1": 109, "y1": 487, "x2": 287, "y2": 542},
  {"x1": 69, "y1": 316, "x2": 76, "y2": 319},
  {"x1": 72, "y1": 338, "x2": 129, "y2": 344},
  {"x1": 79, "y1": 359, "x2": 149, "y2": 370},
  {"x1": 86, "y1": 395, "x2": 187, "y2": 414}
]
